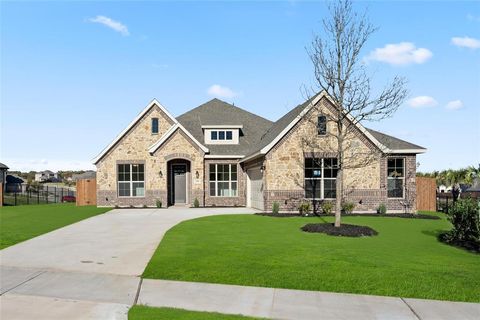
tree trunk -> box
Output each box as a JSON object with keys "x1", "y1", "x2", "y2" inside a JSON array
[{"x1": 335, "y1": 169, "x2": 343, "y2": 227}]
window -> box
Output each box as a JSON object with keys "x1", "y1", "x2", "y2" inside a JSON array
[
  {"x1": 151, "y1": 118, "x2": 159, "y2": 134},
  {"x1": 210, "y1": 130, "x2": 233, "y2": 141},
  {"x1": 304, "y1": 158, "x2": 337, "y2": 199},
  {"x1": 209, "y1": 164, "x2": 237, "y2": 197},
  {"x1": 118, "y1": 164, "x2": 145, "y2": 197},
  {"x1": 317, "y1": 115, "x2": 327, "y2": 135},
  {"x1": 387, "y1": 158, "x2": 404, "y2": 198}
]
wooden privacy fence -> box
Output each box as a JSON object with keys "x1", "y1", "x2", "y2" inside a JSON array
[
  {"x1": 76, "y1": 178, "x2": 97, "y2": 206},
  {"x1": 416, "y1": 177, "x2": 436, "y2": 211}
]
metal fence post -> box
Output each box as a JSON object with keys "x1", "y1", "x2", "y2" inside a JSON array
[
  {"x1": 54, "y1": 187, "x2": 57, "y2": 203},
  {"x1": 14, "y1": 192, "x2": 17, "y2": 206},
  {"x1": 61, "y1": 188, "x2": 63, "y2": 203},
  {"x1": 46, "y1": 186, "x2": 48, "y2": 204}
]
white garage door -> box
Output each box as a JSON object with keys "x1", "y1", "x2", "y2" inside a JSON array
[{"x1": 248, "y1": 167, "x2": 264, "y2": 210}]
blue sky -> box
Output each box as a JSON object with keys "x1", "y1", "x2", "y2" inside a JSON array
[{"x1": 1, "y1": 1, "x2": 479, "y2": 172}]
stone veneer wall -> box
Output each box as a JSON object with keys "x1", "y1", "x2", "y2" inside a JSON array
[
  {"x1": 96, "y1": 103, "x2": 205, "y2": 207},
  {"x1": 262, "y1": 97, "x2": 417, "y2": 213},
  {"x1": 204, "y1": 159, "x2": 246, "y2": 207}
]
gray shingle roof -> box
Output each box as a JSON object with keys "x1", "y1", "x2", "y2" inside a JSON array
[
  {"x1": 176, "y1": 96, "x2": 425, "y2": 158},
  {"x1": 177, "y1": 99, "x2": 273, "y2": 155},
  {"x1": 0, "y1": 162, "x2": 9, "y2": 170},
  {"x1": 366, "y1": 128, "x2": 425, "y2": 151}
]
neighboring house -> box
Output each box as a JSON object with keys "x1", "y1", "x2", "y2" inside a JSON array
[
  {"x1": 0, "y1": 162, "x2": 8, "y2": 206},
  {"x1": 94, "y1": 92, "x2": 426, "y2": 212},
  {"x1": 0, "y1": 162, "x2": 8, "y2": 190},
  {"x1": 35, "y1": 170, "x2": 59, "y2": 182},
  {"x1": 72, "y1": 171, "x2": 96, "y2": 181},
  {"x1": 5, "y1": 174, "x2": 26, "y2": 193}
]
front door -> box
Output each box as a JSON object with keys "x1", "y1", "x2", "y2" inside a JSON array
[{"x1": 172, "y1": 164, "x2": 187, "y2": 204}]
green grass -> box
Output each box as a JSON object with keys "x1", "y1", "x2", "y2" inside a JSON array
[
  {"x1": 143, "y1": 212, "x2": 480, "y2": 302},
  {"x1": 0, "y1": 203, "x2": 111, "y2": 249},
  {"x1": 129, "y1": 306, "x2": 262, "y2": 320}
]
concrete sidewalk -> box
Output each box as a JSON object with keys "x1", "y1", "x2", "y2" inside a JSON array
[{"x1": 138, "y1": 279, "x2": 480, "y2": 320}]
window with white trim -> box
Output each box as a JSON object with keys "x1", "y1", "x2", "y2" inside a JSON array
[
  {"x1": 209, "y1": 164, "x2": 237, "y2": 197},
  {"x1": 118, "y1": 164, "x2": 145, "y2": 197},
  {"x1": 210, "y1": 130, "x2": 233, "y2": 141},
  {"x1": 304, "y1": 158, "x2": 337, "y2": 199},
  {"x1": 387, "y1": 158, "x2": 404, "y2": 198}
]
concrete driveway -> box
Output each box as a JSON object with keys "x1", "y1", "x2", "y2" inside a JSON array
[
  {"x1": 0, "y1": 207, "x2": 256, "y2": 276},
  {"x1": 0, "y1": 207, "x2": 257, "y2": 319}
]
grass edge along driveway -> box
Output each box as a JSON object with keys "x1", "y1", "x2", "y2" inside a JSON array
[
  {"x1": 0, "y1": 203, "x2": 111, "y2": 249},
  {"x1": 142, "y1": 212, "x2": 480, "y2": 303}
]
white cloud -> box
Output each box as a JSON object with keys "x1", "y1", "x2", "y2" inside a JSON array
[
  {"x1": 366, "y1": 42, "x2": 432, "y2": 65},
  {"x1": 207, "y1": 84, "x2": 238, "y2": 99},
  {"x1": 467, "y1": 14, "x2": 480, "y2": 22},
  {"x1": 445, "y1": 100, "x2": 464, "y2": 110},
  {"x1": 89, "y1": 15, "x2": 129, "y2": 36},
  {"x1": 451, "y1": 36, "x2": 480, "y2": 49},
  {"x1": 407, "y1": 96, "x2": 438, "y2": 108}
]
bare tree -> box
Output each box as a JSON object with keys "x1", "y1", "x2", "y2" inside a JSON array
[{"x1": 305, "y1": 0, "x2": 408, "y2": 227}]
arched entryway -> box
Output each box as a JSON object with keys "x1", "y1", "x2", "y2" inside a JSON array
[{"x1": 167, "y1": 159, "x2": 191, "y2": 206}]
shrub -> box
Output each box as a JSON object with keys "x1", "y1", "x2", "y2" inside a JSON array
[
  {"x1": 342, "y1": 202, "x2": 355, "y2": 214},
  {"x1": 272, "y1": 201, "x2": 280, "y2": 214},
  {"x1": 441, "y1": 198, "x2": 479, "y2": 244},
  {"x1": 193, "y1": 197, "x2": 200, "y2": 208},
  {"x1": 143, "y1": 204, "x2": 147, "y2": 208},
  {"x1": 377, "y1": 203, "x2": 387, "y2": 214},
  {"x1": 321, "y1": 202, "x2": 334, "y2": 215},
  {"x1": 298, "y1": 201, "x2": 312, "y2": 216},
  {"x1": 156, "y1": 199, "x2": 162, "y2": 208},
  {"x1": 130, "y1": 204, "x2": 135, "y2": 208}
]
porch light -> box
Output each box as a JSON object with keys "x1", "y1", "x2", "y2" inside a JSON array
[
  {"x1": 195, "y1": 171, "x2": 200, "y2": 179},
  {"x1": 260, "y1": 165, "x2": 265, "y2": 173},
  {"x1": 159, "y1": 170, "x2": 163, "y2": 178}
]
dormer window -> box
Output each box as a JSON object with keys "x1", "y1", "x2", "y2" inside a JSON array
[
  {"x1": 151, "y1": 118, "x2": 159, "y2": 134},
  {"x1": 203, "y1": 126, "x2": 241, "y2": 145}
]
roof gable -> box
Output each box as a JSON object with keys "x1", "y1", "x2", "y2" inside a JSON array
[
  {"x1": 241, "y1": 91, "x2": 426, "y2": 162},
  {"x1": 92, "y1": 99, "x2": 178, "y2": 164}
]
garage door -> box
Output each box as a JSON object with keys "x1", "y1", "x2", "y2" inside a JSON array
[{"x1": 248, "y1": 167, "x2": 264, "y2": 210}]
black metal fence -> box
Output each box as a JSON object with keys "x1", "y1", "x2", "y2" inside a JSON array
[
  {"x1": 436, "y1": 191, "x2": 480, "y2": 214},
  {"x1": 3, "y1": 186, "x2": 76, "y2": 206}
]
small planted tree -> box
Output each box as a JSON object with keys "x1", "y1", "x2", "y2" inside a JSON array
[{"x1": 305, "y1": 0, "x2": 408, "y2": 227}]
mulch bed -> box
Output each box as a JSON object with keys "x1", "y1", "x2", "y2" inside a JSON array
[
  {"x1": 301, "y1": 223, "x2": 378, "y2": 237},
  {"x1": 256, "y1": 212, "x2": 440, "y2": 220},
  {"x1": 438, "y1": 233, "x2": 480, "y2": 254}
]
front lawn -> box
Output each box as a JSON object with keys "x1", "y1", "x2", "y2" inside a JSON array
[
  {"x1": 142, "y1": 212, "x2": 480, "y2": 302},
  {"x1": 129, "y1": 306, "x2": 262, "y2": 320},
  {"x1": 0, "y1": 203, "x2": 111, "y2": 249}
]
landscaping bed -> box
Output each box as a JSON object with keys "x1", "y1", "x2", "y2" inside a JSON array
[
  {"x1": 255, "y1": 212, "x2": 440, "y2": 219},
  {"x1": 301, "y1": 223, "x2": 378, "y2": 237}
]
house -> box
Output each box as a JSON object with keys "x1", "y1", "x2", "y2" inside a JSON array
[
  {"x1": 72, "y1": 171, "x2": 96, "y2": 181},
  {"x1": 0, "y1": 162, "x2": 8, "y2": 190},
  {"x1": 35, "y1": 170, "x2": 59, "y2": 182},
  {"x1": 0, "y1": 162, "x2": 8, "y2": 206},
  {"x1": 93, "y1": 92, "x2": 426, "y2": 212},
  {"x1": 5, "y1": 174, "x2": 26, "y2": 193}
]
